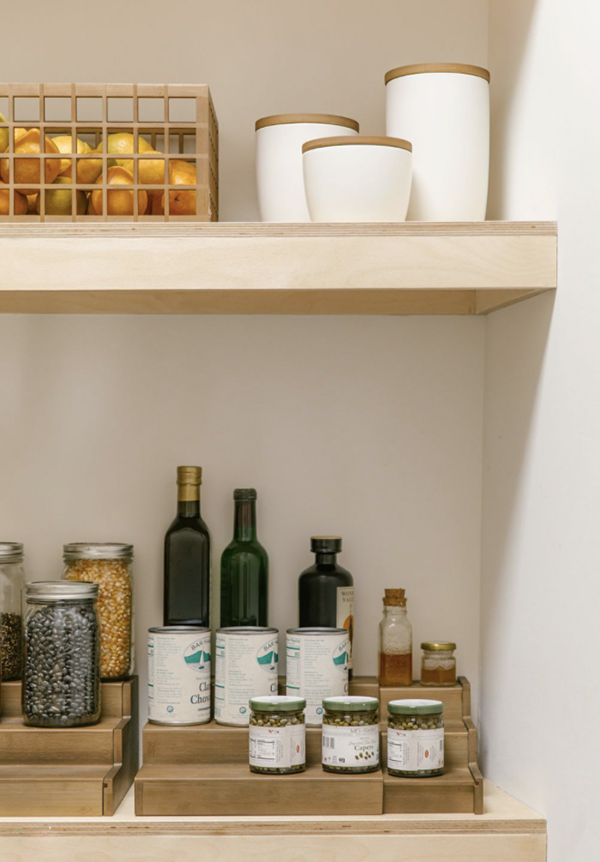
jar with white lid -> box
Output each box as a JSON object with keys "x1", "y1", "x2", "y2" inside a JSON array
[
  {"x1": 255, "y1": 113, "x2": 359, "y2": 221},
  {"x1": 387, "y1": 699, "x2": 444, "y2": 777},
  {"x1": 322, "y1": 696, "x2": 380, "y2": 774},
  {"x1": 63, "y1": 543, "x2": 133, "y2": 680},
  {"x1": 385, "y1": 63, "x2": 490, "y2": 220},
  {"x1": 0, "y1": 542, "x2": 26, "y2": 681},
  {"x1": 23, "y1": 581, "x2": 101, "y2": 727},
  {"x1": 249, "y1": 695, "x2": 306, "y2": 774}
]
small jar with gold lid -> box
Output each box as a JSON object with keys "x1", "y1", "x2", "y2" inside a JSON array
[
  {"x1": 378, "y1": 589, "x2": 412, "y2": 686},
  {"x1": 420, "y1": 642, "x2": 457, "y2": 686}
]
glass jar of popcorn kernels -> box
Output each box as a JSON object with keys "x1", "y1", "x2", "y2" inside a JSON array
[{"x1": 63, "y1": 543, "x2": 133, "y2": 680}]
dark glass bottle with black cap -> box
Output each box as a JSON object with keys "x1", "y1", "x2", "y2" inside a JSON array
[
  {"x1": 298, "y1": 537, "x2": 355, "y2": 678},
  {"x1": 220, "y1": 489, "x2": 269, "y2": 627}
]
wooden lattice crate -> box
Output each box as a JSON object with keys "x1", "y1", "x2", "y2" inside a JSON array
[{"x1": 0, "y1": 83, "x2": 218, "y2": 221}]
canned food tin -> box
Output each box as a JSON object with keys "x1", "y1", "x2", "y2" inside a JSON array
[
  {"x1": 148, "y1": 626, "x2": 211, "y2": 726},
  {"x1": 215, "y1": 627, "x2": 279, "y2": 725},
  {"x1": 286, "y1": 627, "x2": 349, "y2": 725}
]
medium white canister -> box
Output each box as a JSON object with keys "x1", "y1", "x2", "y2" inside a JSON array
[
  {"x1": 385, "y1": 63, "x2": 490, "y2": 221},
  {"x1": 255, "y1": 114, "x2": 359, "y2": 222},
  {"x1": 302, "y1": 136, "x2": 412, "y2": 223}
]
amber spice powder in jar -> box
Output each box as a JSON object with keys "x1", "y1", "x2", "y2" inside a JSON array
[
  {"x1": 63, "y1": 543, "x2": 133, "y2": 680},
  {"x1": 420, "y1": 642, "x2": 457, "y2": 686}
]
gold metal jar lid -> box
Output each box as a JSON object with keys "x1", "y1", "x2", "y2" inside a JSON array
[
  {"x1": 421, "y1": 641, "x2": 457, "y2": 651},
  {"x1": 303, "y1": 135, "x2": 412, "y2": 154},
  {"x1": 256, "y1": 113, "x2": 359, "y2": 132},
  {"x1": 385, "y1": 63, "x2": 490, "y2": 85}
]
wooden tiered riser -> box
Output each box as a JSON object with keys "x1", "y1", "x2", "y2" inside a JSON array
[
  {"x1": 135, "y1": 676, "x2": 482, "y2": 816},
  {"x1": 0, "y1": 678, "x2": 139, "y2": 816}
]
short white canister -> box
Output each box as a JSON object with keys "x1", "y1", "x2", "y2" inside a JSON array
[
  {"x1": 302, "y1": 136, "x2": 412, "y2": 223},
  {"x1": 385, "y1": 63, "x2": 490, "y2": 221},
  {"x1": 255, "y1": 114, "x2": 359, "y2": 222}
]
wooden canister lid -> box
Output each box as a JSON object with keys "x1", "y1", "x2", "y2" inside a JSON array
[
  {"x1": 302, "y1": 135, "x2": 412, "y2": 154},
  {"x1": 385, "y1": 63, "x2": 490, "y2": 85},
  {"x1": 255, "y1": 114, "x2": 359, "y2": 132}
]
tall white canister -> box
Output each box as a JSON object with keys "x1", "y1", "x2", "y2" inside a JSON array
[
  {"x1": 385, "y1": 63, "x2": 490, "y2": 221},
  {"x1": 255, "y1": 114, "x2": 359, "y2": 222}
]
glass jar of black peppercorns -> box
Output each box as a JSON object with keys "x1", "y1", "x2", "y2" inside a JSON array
[
  {"x1": 23, "y1": 581, "x2": 101, "y2": 727},
  {"x1": 0, "y1": 542, "x2": 26, "y2": 681}
]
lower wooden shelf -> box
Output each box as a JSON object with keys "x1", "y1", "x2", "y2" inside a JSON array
[
  {"x1": 0, "y1": 783, "x2": 547, "y2": 862},
  {"x1": 0, "y1": 678, "x2": 139, "y2": 816}
]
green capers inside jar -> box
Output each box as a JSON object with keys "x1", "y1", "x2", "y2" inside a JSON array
[
  {"x1": 387, "y1": 699, "x2": 444, "y2": 777},
  {"x1": 249, "y1": 696, "x2": 306, "y2": 774},
  {"x1": 322, "y1": 696, "x2": 380, "y2": 774}
]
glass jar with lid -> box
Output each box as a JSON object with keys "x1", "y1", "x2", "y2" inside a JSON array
[
  {"x1": 420, "y1": 641, "x2": 457, "y2": 686},
  {"x1": 387, "y1": 699, "x2": 444, "y2": 777},
  {"x1": 23, "y1": 581, "x2": 101, "y2": 727},
  {"x1": 249, "y1": 695, "x2": 306, "y2": 774},
  {"x1": 0, "y1": 542, "x2": 26, "y2": 681},
  {"x1": 378, "y1": 588, "x2": 412, "y2": 686},
  {"x1": 322, "y1": 696, "x2": 380, "y2": 774},
  {"x1": 63, "y1": 543, "x2": 133, "y2": 680}
]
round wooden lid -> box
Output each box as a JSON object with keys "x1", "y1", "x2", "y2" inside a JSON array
[
  {"x1": 302, "y1": 135, "x2": 412, "y2": 154},
  {"x1": 385, "y1": 63, "x2": 490, "y2": 85},
  {"x1": 255, "y1": 114, "x2": 359, "y2": 132}
]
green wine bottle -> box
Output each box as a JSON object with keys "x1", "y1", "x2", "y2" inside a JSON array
[{"x1": 220, "y1": 489, "x2": 269, "y2": 627}]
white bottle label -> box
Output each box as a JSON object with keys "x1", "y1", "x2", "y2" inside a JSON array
[
  {"x1": 249, "y1": 724, "x2": 305, "y2": 769},
  {"x1": 387, "y1": 727, "x2": 444, "y2": 772},
  {"x1": 322, "y1": 723, "x2": 379, "y2": 769},
  {"x1": 336, "y1": 586, "x2": 354, "y2": 669}
]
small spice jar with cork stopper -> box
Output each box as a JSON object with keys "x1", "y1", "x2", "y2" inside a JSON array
[{"x1": 378, "y1": 589, "x2": 412, "y2": 686}]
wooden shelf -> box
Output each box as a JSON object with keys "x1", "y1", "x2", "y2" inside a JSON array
[
  {"x1": 0, "y1": 679, "x2": 139, "y2": 816},
  {"x1": 0, "y1": 783, "x2": 547, "y2": 862},
  {"x1": 0, "y1": 221, "x2": 556, "y2": 315}
]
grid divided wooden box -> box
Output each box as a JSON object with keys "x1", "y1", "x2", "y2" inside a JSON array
[
  {"x1": 0, "y1": 83, "x2": 218, "y2": 221},
  {"x1": 0, "y1": 677, "x2": 139, "y2": 816},
  {"x1": 135, "y1": 676, "x2": 482, "y2": 816}
]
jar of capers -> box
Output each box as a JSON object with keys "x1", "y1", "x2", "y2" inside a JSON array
[
  {"x1": 387, "y1": 699, "x2": 444, "y2": 777},
  {"x1": 249, "y1": 696, "x2": 306, "y2": 774},
  {"x1": 322, "y1": 696, "x2": 380, "y2": 774}
]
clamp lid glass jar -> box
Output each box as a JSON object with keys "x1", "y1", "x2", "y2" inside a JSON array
[
  {"x1": 23, "y1": 581, "x2": 101, "y2": 727},
  {"x1": 322, "y1": 695, "x2": 380, "y2": 773},
  {"x1": 249, "y1": 695, "x2": 306, "y2": 774},
  {"x1": 0, "y1": 542, "x2": 26, "y2": 681},
  {"x1": 387, "y1": 699, "x2": 444, "y2": 777},
  {"x1": 420, "y1": 641, "x2": 457, "y2": 686},
  {"x1": 63, "y1": 543, "x2": 133, "y2": 680}
]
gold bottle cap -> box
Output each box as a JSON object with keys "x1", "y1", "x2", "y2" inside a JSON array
[
  {"x1": 383, "y1": 588, "x2": 406, "y2": 607},
  {"x1": 177, "y1": 466, "x2": 202, "y2": 485}
]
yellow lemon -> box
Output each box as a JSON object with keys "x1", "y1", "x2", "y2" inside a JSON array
[
  {"x1": 90, "y1": 165, "x2": 148, "y2": 216},
  {"x1": 0, "y1": 129, "x2": 61, "y2": 194},
  {"x1": 36, "y1": 176, "x2": 87, "y2": 216}
]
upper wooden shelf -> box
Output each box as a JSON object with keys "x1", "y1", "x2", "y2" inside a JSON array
[{"x1": 0, "y1": 222, "x2": 557, "y2": 315}]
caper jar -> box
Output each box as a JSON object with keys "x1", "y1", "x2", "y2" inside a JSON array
[
  {"x1": 23, "y1": 581, "x2": 101, "y2": 727},
  {"x1": 387, "y1": 699, "x2": 444, "y2": 777},
  {"x1": 420, "y1": 641, "x2": 457, "y2": 686},
  {"x1": 322, "y1": 696, "x2": 380, "y2": 774},
  {"x1": 0, "y1": 542, "x2": 26, "y2": 681},
  {"x1": 63, "y1": 543, "x2": 133, "y2": 680},
  {"x1": 249, "y1": 696, "x2": 306, "y2": 774}
]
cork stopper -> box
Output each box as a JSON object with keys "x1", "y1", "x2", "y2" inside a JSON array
[{"x1": 383, "y1": 588, "x2": 406, "y2": 607}]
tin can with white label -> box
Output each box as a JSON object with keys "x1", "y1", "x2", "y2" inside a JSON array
[
  {"x1": 148, "y1": 626, "x2": 211, "y2": 726},
  {"x1": 215, "y1": 626, "x2": 279, "y2": 726},
  {"x1": 286, "y1": 627, "x2": 349, "y2": 725}
]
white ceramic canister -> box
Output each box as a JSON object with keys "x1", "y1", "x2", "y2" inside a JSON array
[
  {"x1": 147, "y1": 626, "x2": 211, "y2": 726},
  {"x1": 255, "y1": 114, "x2": 359, "y2": 222},
  {"x1": 302, "y1": 136, "x2": 412, "y2": 223},
  {"x1": 214, "y1": 626, "x2": 279, "y2": 726},
  {"x1": 385, "y1": 63, "x2": 490, "y2": 221},
  {"x1": 286, "y1": 627, "x2": 349, "y2": 725}
]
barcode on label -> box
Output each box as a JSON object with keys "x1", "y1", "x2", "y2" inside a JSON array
[{"x1": 324, "y1": 736, "x2": 335, "y2": 749}]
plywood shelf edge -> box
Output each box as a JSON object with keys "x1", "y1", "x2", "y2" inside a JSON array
[{"x1": 0, "y1": 222, "x2": 557, "y2": 316}]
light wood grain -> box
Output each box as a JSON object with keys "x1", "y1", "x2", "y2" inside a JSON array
[{"x1": 0, "y1": 222, "x2": 556, "y2": 315}]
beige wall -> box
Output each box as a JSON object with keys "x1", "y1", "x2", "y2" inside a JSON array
[
  {"x1": 2, "y1": 0, "x2": 488, "y2": 220},
  {"x1": 0, "y1": 0, "x2": 488, "y2": 717}
]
